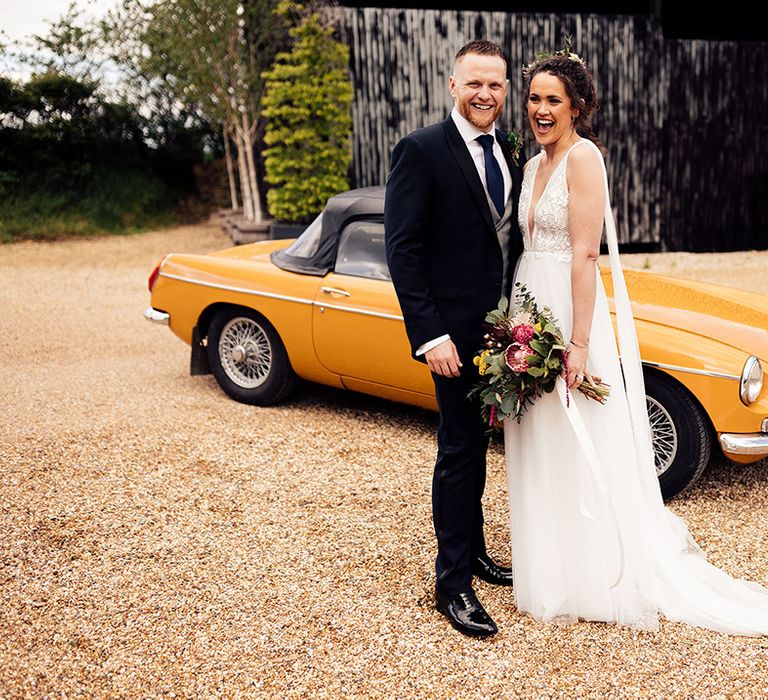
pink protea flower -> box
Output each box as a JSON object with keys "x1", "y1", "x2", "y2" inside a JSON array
[
  {"x1": 504, "y1": 342, "x2": 532, "y2": 372},
  {"x1": 512, "y1": 323, "x2": 536, "y2": 344}
]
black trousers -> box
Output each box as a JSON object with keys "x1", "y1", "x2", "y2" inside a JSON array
[{"x1": 431, "y1": 363, "x2": 490, "y2": 595}]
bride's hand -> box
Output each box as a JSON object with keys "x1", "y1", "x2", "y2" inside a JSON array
[{"x1": 566, "y1": 342, "x2": 594, "y2": 389}]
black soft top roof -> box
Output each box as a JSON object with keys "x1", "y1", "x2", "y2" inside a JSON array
[
  {"x1": 323, "y1": 185, "x2": 384, "y2": 232},
  {"x1": 271, "y1": 186, "x2": 385, "y2": 276}
]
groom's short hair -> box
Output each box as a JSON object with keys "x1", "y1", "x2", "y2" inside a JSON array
[{"x1": 454, "y1": 40, "x2": 508, "y2": 70}]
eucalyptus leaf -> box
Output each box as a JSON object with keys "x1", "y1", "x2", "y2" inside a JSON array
[{"x1": 486, "y1": 310, "x2": 505, "y2": 323}]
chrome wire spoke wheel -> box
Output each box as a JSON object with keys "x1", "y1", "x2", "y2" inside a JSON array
[
  {"x1": 218, "y1": 317, "x2": 272, "y2": 389},
  {"x1": 647, "y1": 396, "x2": 678, "y2": 476}
]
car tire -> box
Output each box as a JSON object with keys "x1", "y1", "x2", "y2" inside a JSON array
[
  {"x1": 643, "y1": 368, "x2": 713, "y2": 500},
  {"x1": 207, "y1": 307, "x2": 298, "y2": 405}
]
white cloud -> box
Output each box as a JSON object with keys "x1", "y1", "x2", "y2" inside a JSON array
[{"x1": 2, "y1": 0, "x2": 120, "y2": 42}]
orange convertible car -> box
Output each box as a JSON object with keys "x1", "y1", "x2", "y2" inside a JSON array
[{"x1": 145, "y1": 187, "x2": 768, "y2": 499}]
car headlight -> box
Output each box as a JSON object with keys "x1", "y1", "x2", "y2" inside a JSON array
[{"x1": 740, "y1": 356, "x2": 763, "y2": 405}]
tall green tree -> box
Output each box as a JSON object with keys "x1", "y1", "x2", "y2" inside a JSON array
[
  {"x1": 29, "y1": 2, "x2": 105, "y2": 81},
  {"x1": 131, "y1": 0, "x2": 289, "y2": 221},
  {"x1": 261, "y1": 10, "x2": 352, "y2": 224}
]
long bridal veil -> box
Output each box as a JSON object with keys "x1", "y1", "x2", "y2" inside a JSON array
[{"x1": 595, "y1": 139, "x2": 768, "y2": 635}]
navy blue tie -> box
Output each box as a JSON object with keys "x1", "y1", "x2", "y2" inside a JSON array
[{"x1": 476, "y1": 134, "x2": 504, "y2": 217}]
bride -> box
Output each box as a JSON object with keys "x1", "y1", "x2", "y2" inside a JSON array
[{"x1": 504, "y1": 48, "x2": 768, "y2": 634}]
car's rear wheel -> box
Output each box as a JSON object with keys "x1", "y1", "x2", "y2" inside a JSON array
[
  {"x1": 644, "y1": 369, "x2": 713, "y2": 500},
  {"x1": 207, "y1": 307, "x2": 297, "y2": 405}
]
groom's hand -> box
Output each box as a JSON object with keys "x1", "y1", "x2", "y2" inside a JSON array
[{"x1": 425, "y1": 339, "x2": 463, "y2": 378}]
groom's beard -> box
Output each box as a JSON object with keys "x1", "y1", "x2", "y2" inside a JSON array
[{"x1": 457, "y1": 99, "x2": 503, "y2": 131}]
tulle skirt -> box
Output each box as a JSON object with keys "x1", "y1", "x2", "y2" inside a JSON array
[{"x1": 504, "y1": 251, "x2": 768, "y2": 634}]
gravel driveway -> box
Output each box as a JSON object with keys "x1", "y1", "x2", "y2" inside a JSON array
[{"x1": 1, "y1": 226, "x2": 767, "y2": 697}]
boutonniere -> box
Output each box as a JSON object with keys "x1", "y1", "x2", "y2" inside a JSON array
[{"x1": 507, "y1": 128, "x2": 523, "y2": 166}]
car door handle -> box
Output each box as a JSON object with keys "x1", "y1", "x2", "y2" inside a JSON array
[{"x1": 320, "y1": 286, "x2": 350, "y2": 297}]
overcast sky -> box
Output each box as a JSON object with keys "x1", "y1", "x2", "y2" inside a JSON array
[
  {"x1": 2, "y1": 0, "x2": 120, "y2": 42},
  {"x1": 1, "y1": 0, "x2": 122, "y2": 82}
]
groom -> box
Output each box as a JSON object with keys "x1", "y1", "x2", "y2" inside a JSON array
[{"x1": 384, "y1": 40, "x2": 526, "y2": 637}]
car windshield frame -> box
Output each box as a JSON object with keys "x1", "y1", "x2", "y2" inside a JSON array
[{"x1": 279, "y1": 212, "x2": 323, "y2": 259}]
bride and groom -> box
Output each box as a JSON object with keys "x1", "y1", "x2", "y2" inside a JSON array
[{"x1": 384, "y1": 39, "x2": 768, "y2": 638}]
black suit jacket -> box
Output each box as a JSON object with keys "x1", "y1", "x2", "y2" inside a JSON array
[{"x1": 384, "y1": 116, "x2": 527, "y2": 363}]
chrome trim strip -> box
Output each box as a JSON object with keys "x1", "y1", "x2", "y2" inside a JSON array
[
  {"x1": 143, "y1": 307, "x2": 170, "y2": 325},
  {"x1": 155, "y1": 274, "x2": 751, "y2": 371},
  {"x1": 158, "y1": 271, "x2": 404, "y2": 321},
  {"x1": 316, "y1": 301, "x2": 403, "y2": 321},
  {"x1": 158, "y1": 272, "x2": 313, "y2": 306},
  {"x1": 719, "y1": 432, "x2": 768, "y2": 456},
  {"x1": 641, "y1": 360, "x2": 739, "y2": 382}
]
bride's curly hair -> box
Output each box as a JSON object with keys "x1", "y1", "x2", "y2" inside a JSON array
[{"x1": 523, "y1": 50, "x2": 605, "y2": 154}]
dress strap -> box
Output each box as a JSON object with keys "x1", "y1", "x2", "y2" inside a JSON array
[
  {"x1": 542, "y1": 139, "x2": 595, "y2": 176},
  {"x1": 562, "y1": 138, "x2": 594, "y2": 162}
]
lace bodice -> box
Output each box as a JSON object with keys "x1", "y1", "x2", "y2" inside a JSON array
[{"x1": 517, "y1": 139, "x2": 594, "y2": 263}]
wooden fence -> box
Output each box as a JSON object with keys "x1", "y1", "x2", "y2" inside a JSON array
[{"x1": 333, "y1": 8, "x2": 768, "y2": 251}]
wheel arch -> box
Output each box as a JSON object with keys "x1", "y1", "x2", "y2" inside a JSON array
[
  {"x1": 196, "y1": 301, "x2": 275, "y2": 340},
  {"x1": 194, "y1": 298, "x2": 342, "y2": 388},
  {"x1": 190, "y1": 303, "x2": 279, "y2": 378},
  {"x1": 642, "y1": 364, "x2": 717, "y2": 440}
]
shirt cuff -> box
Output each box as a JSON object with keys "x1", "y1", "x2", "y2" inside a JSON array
[{"x1": 415, "y1": 334, "x2": 451, "y2": 356}]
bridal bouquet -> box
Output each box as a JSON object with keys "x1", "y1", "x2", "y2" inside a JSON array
[{"x1": 468, "y1": 284, "x2": 611, "y2": 427}]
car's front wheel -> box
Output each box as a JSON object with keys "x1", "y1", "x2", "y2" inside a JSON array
[
  {"x1": 644, "y1": 369, "x2": 713, "y2": 500},
  {"x1": 207, "y1": 307, "x2": 297, "y2": 405}
]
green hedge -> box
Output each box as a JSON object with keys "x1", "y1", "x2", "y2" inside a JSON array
[
  {"x1": 262, "y1": 13, "x2": 353, "y2": 224},
  {"x1": 0, "y1": 72, "x2": 214, "y2": 242},
  {"x1": 0, "y1": 170, "x2": 179, "y2": 242}
]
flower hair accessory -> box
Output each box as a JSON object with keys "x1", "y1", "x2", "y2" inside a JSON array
[{"x1": 524, "y1": 34, "x2": 585, "y2": 78}]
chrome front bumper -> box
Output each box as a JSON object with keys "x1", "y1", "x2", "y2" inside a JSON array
[
  {"x1": 719, "y1": 432, "x2": 768, "y2": 456},
  {"x1": 143, "y1": 307, "x2": 170, "y2": 325}
]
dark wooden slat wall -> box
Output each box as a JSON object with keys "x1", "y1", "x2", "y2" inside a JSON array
[
  {"x1": 333, "y1": 8, "x2": 768, "y2": 251},
  {"x1": 662, "y1": 40, "x2": 768, "y2": 251}
]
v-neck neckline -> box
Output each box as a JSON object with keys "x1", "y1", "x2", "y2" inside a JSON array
[{"x1": 526, "y1": 139, "x2": 583, "y2": 246}]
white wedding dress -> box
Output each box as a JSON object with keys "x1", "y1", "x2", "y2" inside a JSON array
[{"x1": 504, "y1": 137, "x2": 768, "y2": 634}]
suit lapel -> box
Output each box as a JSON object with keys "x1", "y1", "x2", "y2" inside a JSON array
[{"x1": 443, "y1": 117, "x2": 496, "y2": 235}]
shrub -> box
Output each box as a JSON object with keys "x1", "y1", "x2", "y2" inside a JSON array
[{"x1": 262, "y1": 12, "x2": 353, "y2": 224}]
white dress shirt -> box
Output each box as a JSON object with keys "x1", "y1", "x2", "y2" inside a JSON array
[{"x1": 415, "y1": 107, "x2": 512, "y2": 357}]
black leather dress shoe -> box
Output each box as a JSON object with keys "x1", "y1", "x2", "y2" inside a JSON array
[
  {"x1": 435, "y1": 588, "x2": 498, "y2": 637},
  {"x1": 471, "y1": 553, "x2": 514, "y2": 586}
]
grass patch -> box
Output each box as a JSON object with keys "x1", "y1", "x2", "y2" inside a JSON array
[{"x1": 0, "y1": 169, "x2": 193, "y2": 243}]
